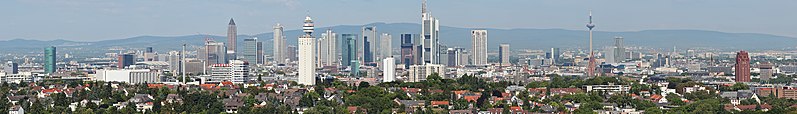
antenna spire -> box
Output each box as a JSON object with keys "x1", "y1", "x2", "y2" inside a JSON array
[{"x1": 422, "y1": 0, "x2": 427, "y2": 13}]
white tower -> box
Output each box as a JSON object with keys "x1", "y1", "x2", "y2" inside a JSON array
[
  {"x1": 471, "y1": 30, "x2": 488, "y2": 65},
  {"x1": 382, "y1": 57, "x2": 396, "y2": 82},
  {"x1": 298, "y1": 15, "x2": 317, "y2": 86},
  {"x1": 273, "y1": 23, "x2": 286, "y2": 64}
]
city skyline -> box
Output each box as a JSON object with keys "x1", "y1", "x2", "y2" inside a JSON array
[{"x1": 2, "y1": 0, "x2": 797, "y2": 41}]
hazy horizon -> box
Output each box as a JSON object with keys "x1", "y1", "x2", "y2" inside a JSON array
[{"x1": 2, "y1": 0, "x2": 796, "y2": 41}]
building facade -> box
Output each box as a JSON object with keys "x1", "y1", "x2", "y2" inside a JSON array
[
  {"x1": 499, "y1": 43, "x2": 510, "y2": 66},
  {"x1": 471, "y1": 30, "x2": 488, "y2": 65},
  {"x1": 735, "y1": 51, "x2": 751, "y2": 82},
  {"x1": 242, "y1": 38, "x2": 263, "y2": 65},
  {"x1": 96, "y1": 69, "x2": 161, "y2": 84},
  {"x1": 273, "y1": 23, "x2": 286, "y2": 64},
  {"x1": 44, "y1": 46, "x2": 57, "y2": 74},
  {"x1": 407, "y1": 64, "x2": 445, "y2": 82},
  {"x1": 209, "y1": 60, "x2": 250, "y2": 84},
  {"x1": 297, "y1": 16, "x2": 317, "y2": 85},
  {"x1": 227, "y1": 18, "x2": 237, "y2": 59},
  {"x1": 382, "y1": 57, "x2": 396, "y2": 82},
  {"x1": 318, "y1": 29, "x2": 337, "y2": 67}
]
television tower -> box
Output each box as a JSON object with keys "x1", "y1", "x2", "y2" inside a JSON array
[{"x1": 586, "y1": 11, "x2": 596, "y2": 76}]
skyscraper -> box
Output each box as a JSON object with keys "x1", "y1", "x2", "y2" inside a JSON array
[
  {"x1": 382, "y1": 57, "x2": 395, "y2": 82},
  {"x1": 400, "y1": 34, "x2": 415, "y2": 69},
  {"x1": 380, "y1": 33, "x2": 392, "y2": 61},
  {"x1": 610, "y1": 36, "x2": 626, "y2": 63},
  {"x1": 318, "y1": 29, "x2": 337, "y2": 67},
  {"x1": 471, "y1": 30, "x2": 488, "y2": 65},
  {"x1": 342, "y1": 34, "x2": 358, "y2": 67},
  {"x1": 361, "y1": 26, "x2": 377, "y2": 64},
  {"x1": 117, "y1": 53, "x2": 135, "y2": 68},
  {"x1": 227, "y1": 18, "x2": 237, "y2": 59},
  {"x1": 168, "y1": 51, "x2": 181, "y2": 74},
  {"x1": 242, "y1": 38, "x2": 263, "y2": 65},
  {"x1": 586, "y1": 11, "x2": 597, "y2": 76},
  {"x1": 44, "y1": 46, "x2": 57, "y2": 74},
  {"x1": 422, "y1": 0, "x2": 440, "y2": 64},
  {"x1": 298, "y1": 15, "x2": 317, "y2": 86},
  {"x1": 5, "y1": 61, "x2": 18, "y2": 74},
  {"x1": 201, "y1": 39, "x2": 227, "y2": 66},
  {"x1": 735, "y1": 51, "x2": 750, "y2": 82},
  {"x1": 759, "y1": 62, "x2": 773, "y2": 81},
  {"x1": 273, "y1": 23, "x2": 286, "y2": 64},
  {"x1": 551, "y1": 48, "x2": 560, "y2": 65},
  {"x1": 447, "y1": 47, "x2": 467, "y2": 67},
  {"x1": 499, "y1": 43, "x2": 510, "y2": 66},
  {"x1": 144, "y1": 47, "x2": 157, "y2": 61}
]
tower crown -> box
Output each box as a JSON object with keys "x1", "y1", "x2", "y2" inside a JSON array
[
  {"x1": 586, "y1": 11, "x2": 595, "y2": 29},
  {"x1": 302, "y1": 16, "x2": 314, "y2": 35}
]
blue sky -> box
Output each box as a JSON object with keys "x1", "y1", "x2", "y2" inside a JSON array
[{"x1": 1, "y1": 0, "x2": 795, "y2": 41}]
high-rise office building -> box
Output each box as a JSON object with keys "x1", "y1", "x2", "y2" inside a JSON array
[
  {"x1": 471, "y1": 30, "x2": 488, "y2": 65},
  {"x1": 144, "y1": 47, "x2": 158, "y2": 61},
  {"x1": 499, "y1": 43, "x2": 510, "y2": 66},
  {"x1": 760, "y1": 62, "x2": 774, "y2": 81},
  {"x1": 201, "y1": 39, "x2": 228, "y2": 66},
  {"x1": 380, "y1": 33, "x2": 392, "y2": 61},
  {"x1": 735, "y1": 51, "x2": 750, "y2": 82},
  {"x1": 298, "y1": 15, "x2": 317, "y2": 85},
  {"x1": 242, "y1": 38, "x2": 263, "y2": 65},
  {"x1": 607, "y1": 36, "x2": 626, "y2": 63},
  {"x1": 227, "y1": 18, "x2": 237, "y2": 59},
  {"x1": 273, "y1": 23, "x2": 286, "y2": 64},
  {"x1": 5, "y1": 61, "x2": 18, "y2": 74},
  {"x1": 422, "y1": 0, "x2": 440, "y2": 64},
  {"x1": 382, "y1": 57, "x2": 395, "y2": 82},
  {"x1": 550, "y1": 48, "x2": 560, "y2": 65},
  {"x1": 342, "y1": 34, "x2": 358, "y2": 67},
  {"x1": 446, "y1": 47, "x2": 468, "y2": 67},
  {"x1": 287, "y1": 45, "x2": 297, "y2": 61},
  {"x1": 117, "y1": 53, "x2": 135, "y2": 68},
  {"x1": 44, "y1": 46, "x2": 57, "y2": 74},
  {"x1": 318, "y1": 29, "x2": 337, "y2": 67},
  {"x1": 400, "y1": 34, "x2": 415, "y2": 69},
  {"x1": 361, "y1": 26, "x2": 377, "y2": 64},
  {"x1": 168, "y1": 51, "x2": 182, "y2": 74}
]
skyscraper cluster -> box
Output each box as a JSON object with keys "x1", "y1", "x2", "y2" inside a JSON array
[{"x1": 318, "y1": 29, "x2": 337, "y2": 67}]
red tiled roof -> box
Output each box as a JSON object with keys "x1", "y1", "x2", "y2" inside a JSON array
[
  {"x1": 220, "y1": 81, "x2": 234, "y2": 86},
  {"x1": 431, "y1": 101, "x2": 450, "y2": 106},
  {"x1": 453, "y1": 90, "x2": 470, "y2": 95},
  {"x1": 463, "y1": 95, "x2": 480, "y2": 102},
  {"x1": 510, "y1": 106, "x2": 522, "y2": 111},
  {"x1": 148, "y1": 84, "x2": 165, "y2": 88},
  {"x1": 429, "y1": 89, "x2": 444, "y2": 94},
  {"x1": 41, "y1": 88, "x2": 62, "y2": 93}
]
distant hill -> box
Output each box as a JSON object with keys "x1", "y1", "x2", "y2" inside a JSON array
[{"x1": 1, "y1": 23, "x2": 795, "y2": 53}]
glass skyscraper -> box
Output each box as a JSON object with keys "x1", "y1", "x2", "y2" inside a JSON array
[
  {"x1": 44, "y1": 46, "x2": 56, "y2": 74},
  {"x1": 342, "y1": 34, "x2": 358, "y2": 67}
]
